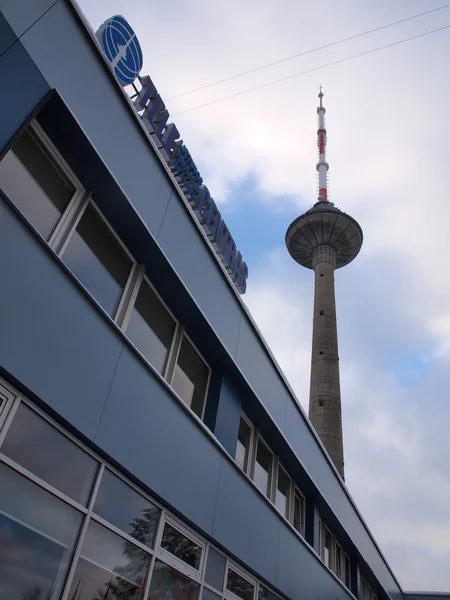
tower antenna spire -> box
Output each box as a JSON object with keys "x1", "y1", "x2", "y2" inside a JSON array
[{"x1": 285, "y1": 87, "x2": 363, "y2": 480}]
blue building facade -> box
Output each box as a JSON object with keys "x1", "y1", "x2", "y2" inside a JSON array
[{"x1": 0, "y1": 2, "x2": 446, "y2": 600}]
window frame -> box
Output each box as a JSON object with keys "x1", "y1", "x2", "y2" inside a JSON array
[
  {"x1": 235, "y1": 412, "x2": 255, "y2": 476},
  {"x1": 252, "y1": 434, "x2": 275, "y2": 499},
  {"x1": 169, "y1": 331, "x2": 212, "y2": 420},
  {"x1": 224, "y1": 561, "x2": 257, "y2": 600},
  {"x1": 291, "y1": 486, "x2": 306, "y2": 536},
  {"x1": 273, "y1": 459, "x2": 291, "y2": 519}
]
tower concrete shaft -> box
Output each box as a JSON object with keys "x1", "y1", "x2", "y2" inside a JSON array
[{"x1": 310, "y1": 245, "x2": 344, "y2": 478}]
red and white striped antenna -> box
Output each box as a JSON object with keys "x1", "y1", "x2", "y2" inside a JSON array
[{"x1": 316, "y1": 84, "x2": 329, "y2": 203}]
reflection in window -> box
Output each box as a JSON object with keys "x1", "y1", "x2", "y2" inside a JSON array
[
  {"x1": 0, "y1": 403, "x2": 98, "y2": 505},
  {"x1": 161, "y1": 523, "x2": 202, "y2": 570},
  {"x1": 0, "y1": 463, "x2": 82, "y2": 600},
  {"x1": 93, "y1": 468, "x2": 161, "y2": 548},
  {"x1": 204, "y1": 547, "x2": 226, "y2": 591},
  {"x1": 125, "y1": 279, "x2": 176, "y2": 374},
  {"x1": 235, "y1": 417, "x2": 252, "y2": 473},
  {"x1": 226, "y1": 569, "x2": 254, "y2": 600},
  {"x1": 148, "y1": 559, "x2": 200, "y2": 600},
  {"x1": 172, "y1": 337, "x2": 209, "y2": 418},
  {"x1": 293, "y1": 491, "x2": 305, "y2": 535},
  {"x1": 62, "y1": 202, "x2": 132, "y2": 317},
  {"x1": 0, "y1": 128, "x2": 75, "y2": 240},
  {"x1": 69, "y1": 520, "x2": 150, "y2": 600},
  {"x1": 258, "y1": 585, "x2": 279, "y2": 600},
  {"x1": 275, "y1": 466, "x2": 290, "y2": 517},
  {"x1": 253, "y1": 439, "x2": 273, "y2": 498},
  {"x1": 324, "y1": 527, "x2": 333, "y2": 570}
]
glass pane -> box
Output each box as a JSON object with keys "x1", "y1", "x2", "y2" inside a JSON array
[
  {"x1": 148, "y1": 559, "x2": 200, "y2": 600},
  {"x1": 62, "y1": 203, "x2": 132, "y2": 317},
  {"x1": 126, "y1": 279, "x2": 176, "y2": 374},
  {"x1": 324, "y1": 528, "x2": 333, "y2": 569},
  {"x1": 172, "y1": 338, "x2": 209, "y2": 418},
  {"x1": 0, "y1": 128, "x2": 75, "y2": 239},
  {"x1": 0, "y1": 463, "x2": 82, "y2": 599},
  {"x1": 204, "y1": 547, "x2": 226, "y2": 591},
  {"x1": 293, "y1": 492, "x2": 304, "y2": 534},
  {"x1": 203, "y1": 589, "x2": 221, "y2": 600},
  {"x1": 345, "y1": 555, "x2": 351, "y2": 588},
  {"x1": 94, "y1": 469, "x2": 161, "y2": 548},
  {"x1": 161, "y1": 523, "x2": 201, "y2": 570},
  {"x1": 253, "y1": 440, "x2": 272, "y2": 497},
  {"x1": 69, "y1": 520, "x2": 150, "y2": 600},
  {"x1": 336, "y1": 544, "x2": 342, "y2": 578},
  {"x1": 258, "y1": 585, "x2": 279, "y2": 600},
  {"x1": 235, "y1": 418, "x2": 251, "y2": 472},
  {"x1": 0, "y1": 403, "x2": 98, "y2": 505},
  {"x1": 275, "y1": 467, "x2": 289, "y2": 517},
  {"x1": 226, "y1": 569, "x2": 254, "y2": 600}
]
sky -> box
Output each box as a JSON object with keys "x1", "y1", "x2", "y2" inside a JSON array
[{"x1": 78, "y1": 0, "x2": 450, "y2": 591}]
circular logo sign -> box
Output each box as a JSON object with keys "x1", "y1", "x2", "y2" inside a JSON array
[{"x1": 96, "y1": 15, "x2": 143, "y2": 86}]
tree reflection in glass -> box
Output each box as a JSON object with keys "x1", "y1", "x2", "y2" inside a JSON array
[{"x1": 147, "y1": 560, "x2": 199, "y2": 600}]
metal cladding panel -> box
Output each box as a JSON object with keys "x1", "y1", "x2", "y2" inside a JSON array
[
  {"x1": 0, "y1": 37, "x2": 50, "y2": 156},
  {"x1": 277, "y1": 526, "x2": 353, "y2": 600},
  {"x1": 94, "y1": 345, "x2": 222, "y2": 534},
  {"x1": 0, "y1": 0, "x2": 56, "y2": 37},
  {"x1": 0, "y1": 10, "x2": 17, "y2": 56},
  {"x1": 0, "y1": 200, "x2": 124, "y2": 439},
  {"x1": 16, "y1": 0, "x2": 173, "y2": 238},
  {"x1": 214, "y1": 374, "x2": 243, "y2": 456},
  {"x1": 212, "y1": 459, "x2": 281, "y2": 584},
  {"x1": 235, "y1": 318, "x2": 288, "y2": 430},
  {"x1": 157, "y1": 194, "x2": 242, "y2": 354}
]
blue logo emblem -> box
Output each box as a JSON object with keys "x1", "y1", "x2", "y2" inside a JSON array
[{"x1": 96, "y1": 16, "x2": 143, "y2": 86}]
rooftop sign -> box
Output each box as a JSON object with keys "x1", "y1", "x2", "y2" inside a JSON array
[{"x1": 96, "y1": 16, "x2": 248, "y2": 294}]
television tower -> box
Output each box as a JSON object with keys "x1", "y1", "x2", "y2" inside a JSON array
[{"x1": 285, "y1": 87, "x2": 363, "y2": 479}]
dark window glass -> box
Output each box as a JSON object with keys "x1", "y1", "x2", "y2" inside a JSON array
[
  {"x1": 0, "y1": 462, "x2": 82, "y2": 599},
  {"x1": 226, "y1": 569, "x2": 254, "y2": 600},
  {"x1": 126, "y1": 279, "x2": 176, "y2": 374},
  {"x1": 235, "y1": 417, "x2": 252, "y2": 472},
  {"x1": 0, "y1": 128, "x2": 75, "y2": 239},
  {"x1": 62, "y1": 203, "x2": 132, "y2": 317},
  {"x1": 147, "y1": 559, "x2": 200, "y2": 600},
  {"x1": 324, "y1": 528, "x2": 333, "y2": 569},
  {"x1": 161, "y1": 523, "x2": 202, "y2": 569},
  {"x1": 253, "y1": 439, "x2": 273, "y2": 497},
  {"x1": 275, "y1": 466, "x2": 290, "y2": 517},
  {"x1": 70, "y1": 520, "x2": 150, "y2": 600},
  {"x1": 258, "y1": 585, "x2": 279, "y2": 600},
  {"x1": 336, "y1": 544, "x2": 343, "y2": 579},
  {"x1": 345, "y1": 554, "x2": 351, "y2": 588},
  {"x1": 94, "y1": 469, "x2": 161, "y2": 548},
  {"x1": 204, "y1": 547, "x2": 226, "y2": 591},
  {"x1": 172, "y1": 338, "x2": 209, "y2": 418},
  {"x1": 203, "y1": 589, "x2": 221, "y2": 600},
  {"x1": 293, "y1": 491, "x2": 304, "y2": 534},
  {"x1": 0, "y1": 404, "x2": 98, "y2": 505}
]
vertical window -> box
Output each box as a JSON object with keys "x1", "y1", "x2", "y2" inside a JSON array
[
  {"x1": 293, "y1": 489, "x2": 305, "y2": 535},
  {"x1": 125, "y1": 278, "x2": 176, "y2": 374},
  {"x1": 235, "y1": 416, "x2": 252, "y2": 473},
  {"x1": 275, "y1": 464, "x2": 290, "y2": 518},
  {"x1": 335, "y1": 543, "x2": 343, "y2": 580},
  {"x1": 149, "y1": 559, "x2": 200, "y2": 600},
  {"x1": 160, "y1": 522, "x2": 202, "y2": 570},
  {"x1": 0, "y1": 126, "x2": 77, "y2": 240},
  {"x1": 62, "y1": 202, "x2": 133, "y2": 317},
  {"x1": 324, "y1": 526, "x2": 333, "y2": 570},
  {"x1": 253, "y1": 438, "x2": 273, "y2": 498},
  {"x1": 226, "y1": 568, "x2": 255, "y2": 600},
  {"x1": 172, "y1": 337, "x2": 209, "y2": 418},
  {"x1": 205, "y1": 547, "x2": 226, "y2": 591},
  {"x1": 344, "y1": 554, "x2": 351, "y2": 589}
]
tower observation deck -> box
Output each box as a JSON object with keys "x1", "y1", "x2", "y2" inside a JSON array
[{"x1": 285, "y1": 88, "x2": 363, "y2": 479}]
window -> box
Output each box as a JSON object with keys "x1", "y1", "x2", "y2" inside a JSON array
[
  {"x1": 293, "y1": 489, "x2": 305, "y2": 536},
  {"x1": 61, "y1": 202, "x2": 133, "y2": 317},
  {"x1": 235, "y1": 415, "x2": 253, "y2": 473},
  {"x1": 0, "y1": 126, "x2": 79, "y2": 241},
  {"x1": 344, "y1": 554, "x2": 351, "y2": 589},
  {"x1": 149, "y1": 559, "x2": 200, "y2": 600},
  {"x1": 0, "y1": 403, "x2": 98, "y2": 505},
  {"x1": 324, "y1": 526, "x2": 334, "y2": 570},
  {"x1": 93, "y1": 468, "x2": 161, "y2": 548},
  {"x1": 253, "y1": 438, "x2": 273, "y2": 498},
  {"x1": 172, "y1": 336, "x2": 210, "y2": 417},
  {"x1": 362, "y1": 577, "x2": 377, "y2": 600},
  {"x1": 205, "y1": 547, "x2": 226, "y2": 591},
  {"x1": 335, "y1": 543, "x2": 343, "y2": 581},
  {"x1": 124, "y1": 277, "x2": 176, "y2": 374},
  {"x1": 275, "y1": 464, "x2": 290, "y2": 518},
  {"x1": 161, "y1": 522, "x2": 202, "y2": 570},
  {"x1": 258, "y1": 585, "x2": 280, "y2": 600},
  {"x1": 226, "y1": 568, "x2": 255, "y2": 600}
]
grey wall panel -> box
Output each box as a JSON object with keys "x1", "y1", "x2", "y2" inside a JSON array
[
  {"x1": 0, "y1": 0, "x2": 56, "y2": 37},
  {"x1": 214, "y1": 375, "x2": 242, "y2": 456},
  {"x1": 157, "y1": 195, "x2": 242, "y2": 354},
  {"x1": 277, "y1": 526, "x2": 353, "y2": 600},
  {"x1": 213, "y1": 459, "x2": 281, "y2": 584},
  {"x1": 235, "y1": 318, "x2": 289, "y2": 430},
  {"x1": 94, "y1": 346, "x2": 223, "y2": 534},
  {"x1": 0, "y1": 200, "x2": 124, "y2": 439},
  {"x1": 17, "y1": 0, "x2": 173, "y2": 237},
  {"x1": 0, "y1": 39, "x2": 50, "y2": 155}
]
